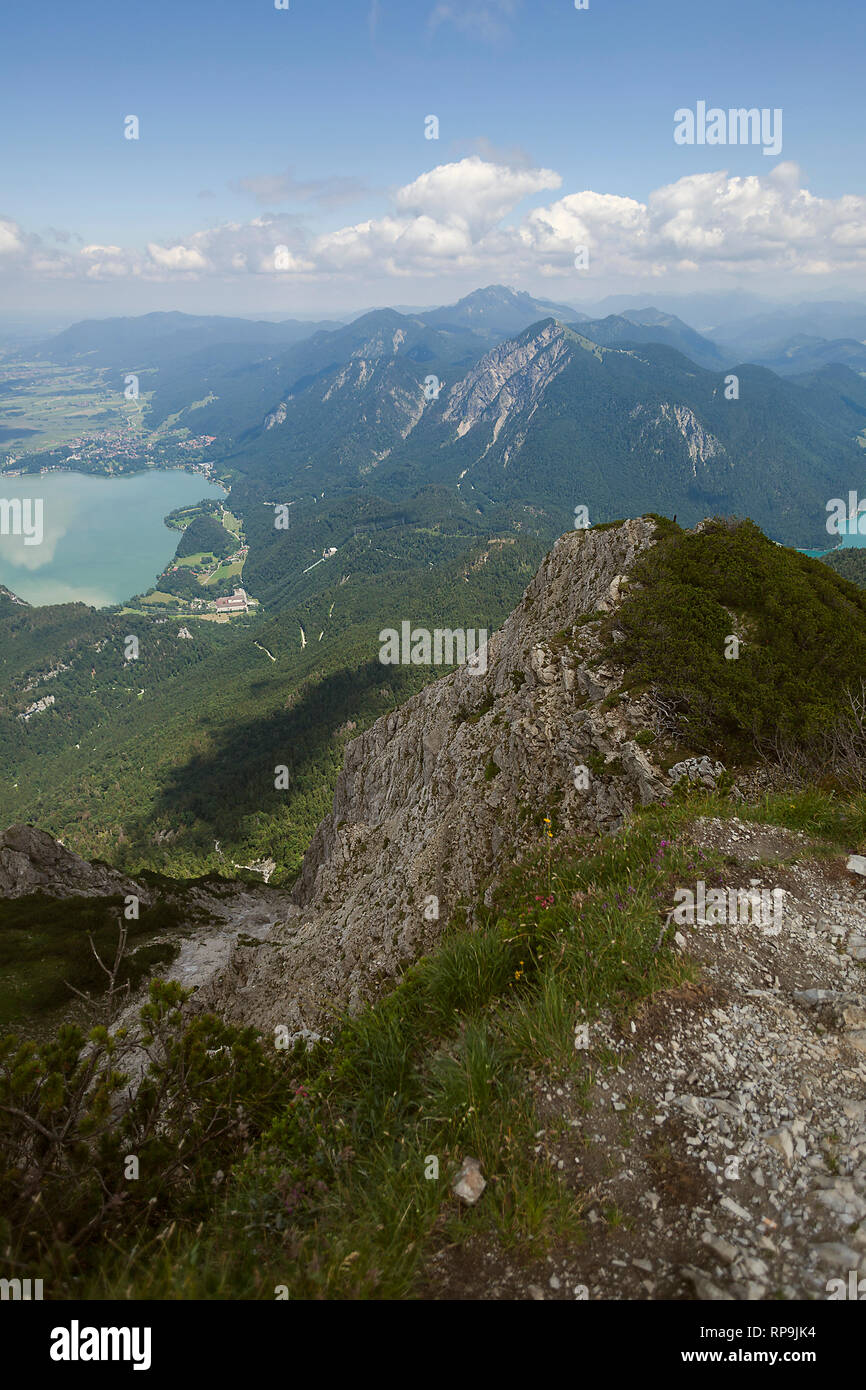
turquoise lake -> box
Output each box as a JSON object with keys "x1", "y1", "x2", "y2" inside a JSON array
[
  {"x1": 800, "y1": 516, "x2": 866, "y2": 560},
  {"x1": 0, "y1": 470, "x2": 225, "y2": 608}
]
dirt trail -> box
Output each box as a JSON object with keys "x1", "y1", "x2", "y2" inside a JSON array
[{"x1": 422, "y1": 819, "x2": 866, "y2": 1301}]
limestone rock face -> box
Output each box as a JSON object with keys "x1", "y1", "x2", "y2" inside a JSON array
[
  {"x1": 442, "y1": 320, "x2": 572, "y2": 439},
  {"x1": 0, "y1": 824, "x2": 142, "y2": 901},
  {"x1": 200, "y1": 517, "x2": 672, "y2": 1038},
  {"x1": 669, "y1": 757, "x2": 727, "y2": 791}
]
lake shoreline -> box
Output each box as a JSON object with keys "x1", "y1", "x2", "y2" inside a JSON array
[
  {"x1": 0, "y1": 467, "x2": 227, "y2": 609},
  {"x1": 1, "y1": 461, "x2": 228, "y2": 490}
]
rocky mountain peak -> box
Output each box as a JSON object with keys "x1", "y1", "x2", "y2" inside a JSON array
[
  {"x1": 200, "y1": 516, "x2": 679, "y2": 1037},
  {"x1": 442, "y1": 318, "x2": 571, "y2": 439}
]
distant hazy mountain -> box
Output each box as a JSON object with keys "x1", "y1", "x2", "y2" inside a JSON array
[
  {"x1": 419, "y1": 284, "x2": 587, "y2": 341},
  {"x1": 713, "y1": 302, "x2": 866, "y2": 360},
  {"x1": 26, "y1": 291, "x2": 866, "y2": 554},
  {"x1": 146, "y1": 292, "x2": 591, "y2": 441},
  {"x1": 750, "y1": 334, "x2": 866, "y2": 376},
  {"x1": 186, "y1": 309, "x2": 866, "y2": 548},
  {"x1": 163, "y1": 295, "x2": 728, "y2": 476},
  {"x1": 33, "y1": 311, "x2": 341, "y2": 368},
  {"x1": 575, "y1": 310, "x2": 727, "y2": 370},
  {"x1": 138, "y1": 297, "x2": 730, "y2": 449},
  {"x1": 209, "y1": 308, "x2": 488, "y2": 487},
  {"x1": 584, "y1": 290, "x2": 769, "y2": 335},
  {"x1": 148, "y1": 306, "x2": 487, "y2": 447},
  {"x1": 582, "y1": 294, "x2": 866, "y2": 360}
]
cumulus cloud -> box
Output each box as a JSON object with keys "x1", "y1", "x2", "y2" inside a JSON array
[
  {"x1": 519, "y1": 163, "x2": 866, "y2": 279},
  {"x1": 307, "y1": 157, "x2": 560, "y2": 277},
  {"x1": 0, "y1": 219, "x2": 24, "y2": 255},
  {"x1": 2, "y1": 161, "x2": 865, "y2": 291},
  {"x1": 146, "y1": 243, "x2": 209, "y2": 271},
  {"x1": 394, "y1": 156, "x2": 560, "y2": 236}
]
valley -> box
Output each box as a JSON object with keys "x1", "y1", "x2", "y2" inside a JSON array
[
  {"x1": 4, "y1": 287, "x2": 866, "y2": 1317},
  {"x1": 4, "y1": 287, "x2": 866, "y2": 881}
]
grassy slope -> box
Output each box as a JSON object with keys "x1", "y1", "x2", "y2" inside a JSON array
[
  {"x1": 48, "y1": 783, "x2": 865, "y2": 1300},
  {"x1": 9, "y1": 516, "x2": 866, "y2": 1295}
]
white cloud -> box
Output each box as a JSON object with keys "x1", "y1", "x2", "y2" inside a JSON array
[
  {"x1": 146, "y1": 242, "x2": 209, "y2": 271},
  {"x1": 0, "y1": 219, "x2": 25, "y2": 255},
  {"x1": 518, "y1": 164, "x2": 866, "y2": 280},
  {"x1": 2, "y1": 161, "x2": 865, "y2": 292},
  {"x1": 394, "y1": 156, "x2": 560, "y2": 237},
  {"x1": 308, "y1": 157, "x2": 559, "y2": 275},
  {"x1": 428, "y1": 0, "x2": 520, "y2": 43}
]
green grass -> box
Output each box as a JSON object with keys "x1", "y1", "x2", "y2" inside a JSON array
[
  {"x1": 174, "y1": 551, "x2": 211, "y2": 569},
  {"x1": 0, "y1": 362, "x2": 141, "y2": 454},
  {"x1": 204, "y1": 559, "x2": 244, "y2": 587},
  {"x1": 139, "y1": 589, "x2": 183, "y2": 606},
  {"x1": 62, "y1": 812, "x2": 715, "y2": 1299},
  {"x1": 11, "y1": 784, "x2": 858, "y2": 1299},
  {"x1": 636, "y1": 784, "x2": 866, "y2": 854}
]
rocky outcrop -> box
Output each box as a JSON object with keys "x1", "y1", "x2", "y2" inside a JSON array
[
  {"x1": 0, "y1": 585, "x2": 28, "y2": 607},
  {"x1": 443, "y1": 319, "x2": 571, "y2": 441},
  {"x1": 199, "y1": 517, "x2": 672, "y2": 1038},
  {"x1": 0, "y1": 825, "x2": 143, "y2": 901},
  {"x1": 263, "y1": 401, "x2": 289, "y2": 430},
  {"x1": 669, "y1": 756, "x2": 727, "y2": 790},
  {"x1": 653, "y1": 402, "x2": 726, "y2": 470},
  {"x1": 0, "y1": 823, "x2": 302, "y2": 1011}
]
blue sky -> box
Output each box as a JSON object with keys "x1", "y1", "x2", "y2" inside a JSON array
[{"x1": 2, "y1": 0, "x2": 864, "y2": 315}]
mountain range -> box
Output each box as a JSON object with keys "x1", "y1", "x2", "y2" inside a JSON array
[{"x1": 4, "y1": 285, "x2": 866, "y2": 879}]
